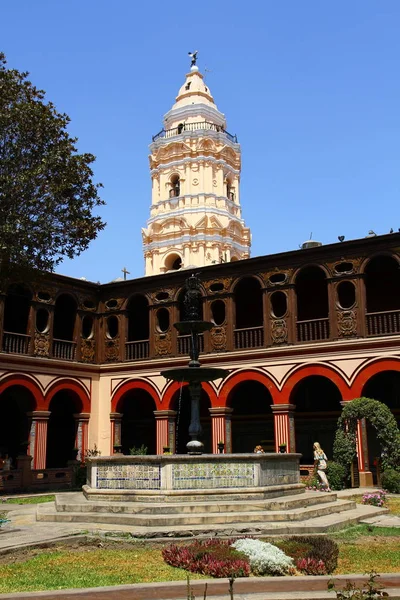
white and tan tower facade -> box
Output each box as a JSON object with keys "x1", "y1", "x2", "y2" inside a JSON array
[{"x1": 142, "y1": 60, "x2": 251, "y2": 276}]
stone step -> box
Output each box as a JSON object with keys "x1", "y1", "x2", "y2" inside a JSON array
[
  {"x1": 36, "y1": 502, "x2": 388, "y2": 537},
  {"x1": 54, "y1": 491, "x2": 337, "y2": 515},
  {"x1": 37, "y1": 498, "x2": 355, "y2": 527}
]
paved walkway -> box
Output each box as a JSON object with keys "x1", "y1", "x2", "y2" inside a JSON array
[{"x1": 0, "y1": 489, "x2": 398, "y2": 599}]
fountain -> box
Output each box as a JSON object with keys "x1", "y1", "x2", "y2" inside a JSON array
[
  {"x1": 161, "y1": 273, "x2": 228, "y2": 454},
  {"x1": 41, "y1": 276, "x2": 380, "y2": 536}
]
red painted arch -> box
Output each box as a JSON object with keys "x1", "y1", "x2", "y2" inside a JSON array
[
  {"x1": 111, "y1": 380, "x2": 160, "y2": 413},
  {"x1": 218, "y1": 370, "x2": 280, "y2": 407},
  {"x1": 45, "y1": 379, "x2": 91, "y2": 413},
  {"x1": 350, "y1": 358, "x2": 400, "y2": 398},
  {"x1": 282, "y1": 364, "x2": 352, "y2": 404},
  {"x1": 0, "y1": 375, "x2": 43, "y2": 410},
  {"x1": 162, "y1": 381, "x2": 218, "y2": 410}
]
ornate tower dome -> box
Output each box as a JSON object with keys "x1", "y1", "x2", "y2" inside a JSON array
[{"x1": 142, "y1": 57, "x2": 251, "y2": 275}]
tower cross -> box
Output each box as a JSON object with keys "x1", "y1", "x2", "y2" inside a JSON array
[{"x1": 121, "y1": 267, "x2": 130, "y2": 281}]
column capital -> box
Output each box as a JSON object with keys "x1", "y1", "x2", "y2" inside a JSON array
[
  {"x1": 74, "y1": 412, "x2": 90, "y2": 421},
  {"x1": 270, "y1": 404, "x2": 296, "y2": 413},
  {"x1": 110, "y1": 412, "x2": 123, "y2": 420},
  {"x1": 209, "y1": 407, "x2": 233, "y2": 416},
  {"x1": 27, "y1": 411, "x2": 51, "y2": 420},
  {"x1": 153, "y1": 410, "x2": 177, "y2": 419}
]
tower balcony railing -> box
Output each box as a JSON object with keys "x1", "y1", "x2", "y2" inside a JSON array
[
  {"x1": 366, "y1": 309, "x2": 400, "y2": 337},
  {"x1": 152, "y1": 121, "x2": 238, "y2": 143},
  {"x1": 234, "y1": 326, "x2": 264, "y2": 349},
  {"x1": 53, "y1": 339, "x2": 76, "y2": 361},
  {"x1": 296, "y1": 318, "x2": 330, "y2": 342},
  {"x1": 2, "y1": 332, "x2": 30, "y2": 354},
  {"x1": 125, "y1": 340, "x2": 150, "y2": 361}
]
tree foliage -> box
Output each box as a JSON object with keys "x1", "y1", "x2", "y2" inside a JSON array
[
  {"x1": 0, "y1": 52, "x2": 105, "y2": 281},
  {"x1": 333, "y1": 397, "x2": 400, "y2": 474}
]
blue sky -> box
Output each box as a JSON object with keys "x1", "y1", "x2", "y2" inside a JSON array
[{"x1": 1, "y1": 1, "x2": 399, "y2": 283}]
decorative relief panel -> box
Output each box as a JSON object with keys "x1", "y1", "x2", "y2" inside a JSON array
[
  {"x1": 337, "y1": 310, "x2": 358, "y2": 338},
  {"x1": 328, "y1": 257, "x2": 363, "y2": 276},
  {"x1": 260, "y1": 269, "x2": 293, "y2": 286},
  {"x1": 34, "y1": 332, "x2": 50, "y2": 357},
  {"x1": 104, "y1": 338, "x2": 120, "y2": 362},
  {"x1": 80, "y1": 339, "x2": 96, "y2": 363},
  {"x1": 97, "y1": 464, "x2": 161, "y2": 490},
  {"x1": 154, "y1": 332, "x2": 172, "y2": 356},
  {"x1": 172, "y1": 462, "x2": 255, "y2": 490},
  {"x1": 204, "y1": 278, "x2": 231, "y2": 293},
  {"x1": 270, "y1": 319, "x2": 288, "y2": 345},
  {"x1": 104, "y1": 298, "x2": 123, "y2": 311},
  {"x1": 151, "y1": 289, "x2": 173, "y2": 303},
  {"x1": 210, "y1": 326, "x2": 227, "y2": 352}
]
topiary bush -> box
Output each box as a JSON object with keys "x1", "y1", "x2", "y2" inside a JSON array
[
  {"x1": 162, "y1": 539, "x2": 250, "y2": 578},
  {"x1": 381, "y1": 468, "x2": 400, "y2": 493},
  {"x1": 326, "y1": 461, "x2": 347, "y2": 490},
  {"x1": 333, "y1": 397, "x2": 400, "y2": 478}
]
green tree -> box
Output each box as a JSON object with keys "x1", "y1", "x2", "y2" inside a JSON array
[{"x1": 0, "y1": 52, "x2": 105, "y2": 282}]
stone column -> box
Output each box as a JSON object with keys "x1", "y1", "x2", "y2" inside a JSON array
[
  {"x1": 110, "y1": 412, "x2": 123, "y2": 454},
  {"x1": 209, "y1": 407, "x2": 233, "y2": 453},
  {"x1": 154, "y1": 410, "x2": 177, "y2": 454},
  {"x1": 357, "y1": 417, "x2": 373, "y2": 487},
  {"x1": 28, "y1": 411, "x2": 51, "y2": 469},
  {"x1": 74, "y1": 413, "x2": 90, "y2": 462},
  {"x1": 271, "y1": 404, "x2": 296, "y2": 452}
]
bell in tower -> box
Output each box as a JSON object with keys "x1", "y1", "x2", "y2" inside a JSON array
[{"x1": 142, "y1": 53, "x2": 251, "y2": 276}]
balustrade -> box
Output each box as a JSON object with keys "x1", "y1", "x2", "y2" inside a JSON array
[
  {"x1": 234, "y1": 326, "x2": 264, "y2": 349},
  {"x1": 152, "y1": 121, "x2": 237, "y2": 143},
  {"x1": 366, "y1": 310, "x2": 400, "y2": 337},
  {"x1": 2, "y1": 332, "x2": 30, "y2": 354},
  {"x1": 52, "y1": 339, "x2": 76, "y2": 360},
  {"x1": 296, "y1": 318, "x2": 330, "y2": 342},
  {"x1": 177, "y1": 334, "x2": 204, "y2": 355},
  {"x1": 125, "y1": 340, "x2": 150, "y2": 361}
]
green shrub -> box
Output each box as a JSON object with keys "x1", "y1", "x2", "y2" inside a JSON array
[
  {"x1": 326, "y1": 461, "x2": 347, "y2": 490},
  {"x1": 381, "y1": 468, "x2": 400, "y2": 493}
]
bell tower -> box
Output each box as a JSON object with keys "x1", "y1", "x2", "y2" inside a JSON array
[{"x1": 142, "y1": 56, "x2": 251, "y2": 276}]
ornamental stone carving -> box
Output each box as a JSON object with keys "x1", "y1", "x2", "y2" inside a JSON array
[
  {"x1": 271, "y1": 319, "x2": 288, "y2": 345},
  {"x1": 80, "y1": 339, "x2": 96, "y2": 363},
  {"x1": 204, "y1": 278, "x2": 231, "y2": 293},
  {"x1": 34, "y1": 332, "x2": 50, "y2": 357},
  {"x1": 337, "y1": 310, "x2": 357, "y2": 338},
  {"x1": 154, "y1": 332, "x2": 172, "y2": 356},
  {"x1": 210, "y1": 326, "x2": 227, "y2": 352},
  {"x1": 104, "y1": 338, "x2": 120, "y2": 362}
]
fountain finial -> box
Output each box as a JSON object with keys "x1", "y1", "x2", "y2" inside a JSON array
[{"x1": 183, "y1": 273, "x2": 202, "y2": 321}]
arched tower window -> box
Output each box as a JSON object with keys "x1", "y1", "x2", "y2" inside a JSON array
[
  {"x1": 226, "y1": 177, "x2": 235, "y2": 201},
  {"x1": 165, "y1": 253, "x2": 182, "y2": 271},
  {"x1": 169, "y1": 175, "x2": 180, "y2": 198}
]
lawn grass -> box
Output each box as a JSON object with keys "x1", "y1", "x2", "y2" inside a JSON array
[
  {"x1": 2, "y1": 495, "x2": 55, "y2": 505},
  {"x1": 0, "y1": 545, "x2": 206, "y2": 593},
  {"x1": 0, "y1": 528, "x2": 399, "y2": 594}
]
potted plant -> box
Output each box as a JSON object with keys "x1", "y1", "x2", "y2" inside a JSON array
[
  {"x1": 217, "y1": 441, "x2": 225, "y2": 454},
  {"x1": 113, "y1": 444, "x2": 123, "y2": 454},
  {"x1": 71, "y1": 447, "x2": 79, "y2": 460},
  {"x1": 279, "y1": 443, "x2": 287, "y2": 453},
  {"x1": 163, "y1": 446, "x2": 171, "y2": 454}
]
